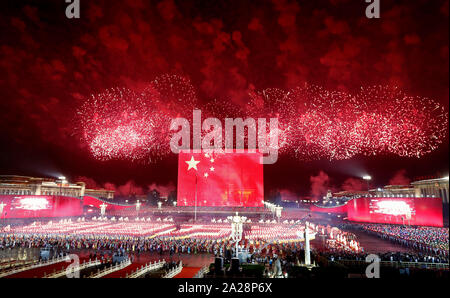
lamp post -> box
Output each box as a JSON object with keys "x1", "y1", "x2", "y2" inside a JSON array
[
  {"x1": 363, "y1": 175, "x2": 372, "y2": 193},
  {"x1": 194, "y1": 175, "x2": 198, "y2": 222},
  {"x1": 136, "y1": 200, "x2": 141, "y2": 217},
  {"x1": 275, "y1": 206, "x2": 283, "y2": 223},
  {"x1": 228, "y1": 212, "x2": 247, "y2": 260},
  {"x1": 100, "y1": 203, "x2": 107, "y2": 217}
]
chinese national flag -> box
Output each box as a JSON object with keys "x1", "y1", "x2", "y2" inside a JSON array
[{"x1": 177, "y1": 150, "x2": 264, "y2": 207}]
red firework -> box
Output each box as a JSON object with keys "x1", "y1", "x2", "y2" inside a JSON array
[{"x1": 77, "y1": 77, "x2": 448, "y2": 162}]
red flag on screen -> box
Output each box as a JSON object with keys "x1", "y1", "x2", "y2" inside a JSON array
[{"x1": 177, "y1": 151, "x2": 264, "y2": 207}]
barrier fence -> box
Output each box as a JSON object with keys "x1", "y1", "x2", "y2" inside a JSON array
[
  {"x1": 127, "y1": 260, "x2": 166, "y2": 278},
  {"x1": 89, "y1": 258, "x2": 131, "y2": 278},
  {"x1": 336, "y1": 259, "x2": 449, "y2": 270},
  {"x1": 162, "y1": 261, "x2": 183, "y2": 278},
  {"x1": 193, "y1": 265, "x2": 210, "y2": 278},
  {"x1": 0, "y1": 259, "x2": 38, "y2": 271},
  {"x1": 44, "y1": 258, "x2": 102, "y2": 278},
  {"x1": 0, "y1": 255, "x2": 69, "y2": 278}
]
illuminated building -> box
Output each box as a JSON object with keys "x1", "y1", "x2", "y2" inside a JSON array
[
  {"x1": 331, "y1": 178, "x2": 448, "y2": 205},
  {"x1": 411, "y1": 177, "x2": 449, "y2": 204},
  {"x1": 366, "y1": 178, "x2": 448, "y2": 204},
  {"x1": 370, "y1": 185, "x2": 415, "y2": 197},
  {"x1": 0, "y1": 175, "x2": 114, "y2": 200},
  {"x1": 332, "y1": 190, "x2": 368, "y2": 199},
  {"x1": 327, "y1": 177, "x2": 449, "y2": 209}
]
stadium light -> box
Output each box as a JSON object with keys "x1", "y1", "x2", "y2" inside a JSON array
[
  {"x1": 363, "y1": 175, "x2": 372, "y2": 193},
  {"x1": 136, "y1": 200, "x2": 141, "y2": 216}
]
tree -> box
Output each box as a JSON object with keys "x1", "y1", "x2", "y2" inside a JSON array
[
  {"x1": 167, "y1": 190, "x2": 177, "y2": 206},
  {"x1": 147, "y1": 189, "x2": 160, "y2": 206}
]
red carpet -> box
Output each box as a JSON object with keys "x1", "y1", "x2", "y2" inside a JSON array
[
  {"x1": 174, "y1": 267, "x2": 201, "y2": 278},
  {"x1": 5, "y1": 258, "x2": 89, "y2": 278},
  {"x1": 6, "y1": 261, "x2": 68, "y2": 278}
]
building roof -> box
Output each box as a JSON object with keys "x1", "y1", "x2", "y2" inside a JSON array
[{"x1": 411, "y1": 177, "x2": 449, "y2": 185}]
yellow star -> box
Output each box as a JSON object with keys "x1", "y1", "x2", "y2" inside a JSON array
[{"x1": 185, "y1": 156, "x2": 200, "y2": 171}]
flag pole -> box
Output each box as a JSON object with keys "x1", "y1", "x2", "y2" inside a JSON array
[
  {"x1": 194, "y1": 174, "x2": 197, "y2": 222},
  {"x1": 241, "y1": 165, "x2": 243, "y2": 206}
]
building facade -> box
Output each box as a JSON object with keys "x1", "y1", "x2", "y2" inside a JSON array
[
  {"x1": 369, "y1": 185, "x2": 416, "y2": 197},
  {"x1": 0, "y1": 175, "x2": 114, "y2": 199},
  {"x1": 411, "y1": 177, "x2": 449, "y2": 204},
  {"x1": 331, "y1": 177, "x2": 449, "y2": 204}
]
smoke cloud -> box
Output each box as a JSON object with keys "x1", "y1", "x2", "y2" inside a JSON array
[
  {"x1": 310, "y1": 171, "x2": 330, "y2": 198},
  {"x1": 341, "y1": 178, "x2": 366, "y2": 191},
  {"x1": 147, "y1": 182, "x2": 176, "y2": 197},
  {"x1": 388, "y1": 169, "x2": 411, "y2": 186},
  {"x1": 279, "y1": 189, "x2": 298, "y2": 202},
  {"x1": 75, "y1": 176, "x2": 174, "y2": 197}
]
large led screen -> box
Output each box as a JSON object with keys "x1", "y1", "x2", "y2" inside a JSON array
[
  {"x1": 177, "y1": 151, "x2": 264, "y2": 207},
  {"x1": 0, "y1": 195, "x2": 83, "y2": 218},
  {"x1": 347, "y1": 197, "x2": 443, "y2": 227}
]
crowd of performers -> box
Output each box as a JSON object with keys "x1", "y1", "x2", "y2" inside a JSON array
[
  {"x1": 1, "y1": 221, "x2": 448, "y2": 269},
  {"x1": 360, "y1": 224, "x2": 449, "y2": 256},
  {"x1": 0, "y1": 233, "x2": 324, "y2": 256},
  {"x1": 0, "y1": 221, "x2": 360, "y2": 257}
]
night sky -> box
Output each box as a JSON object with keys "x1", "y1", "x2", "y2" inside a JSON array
[{"x1": 0, "y1": 0, "x2": 448, "y2": 198}]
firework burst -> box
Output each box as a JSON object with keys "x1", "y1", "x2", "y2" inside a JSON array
[{"x1": 76, "y1": 76, "x2": 448, "y2": 163}]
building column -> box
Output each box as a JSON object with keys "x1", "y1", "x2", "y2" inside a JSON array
[{"x1": 34, "y1": 184, "x2": 42, "y2": 195}]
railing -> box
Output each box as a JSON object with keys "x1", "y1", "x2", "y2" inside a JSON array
[
  {"x1": 162, "y1": 261, "x2": 183, "y2": 278},
  {"x1": 0, "y1": 259, "x2": 38, "y2": 270},
  {"x1": 193, "y1": 265, "x2": 210, "y2": 278},
  {"x1": 0, "y1": 258, "x2": 14, "y2": 264},
  {"x1": 127, "y1": 260, "x2": 166, "y2": 278},
  {"x1": 336, "y1": 259, "x2": 449, "y2": 270},
  {"x1": 89, "y1": 258, "x2": 131, "y2": 278},
  {"x1": 0, "y1": 255, "x2": 69, "y2": 278},
  {"x1": 44, "y1": 259, "x2": 101, "y2": 278}
]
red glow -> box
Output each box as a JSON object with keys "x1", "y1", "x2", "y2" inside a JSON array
[
  {"x1": 0, "y1": 195, "x2": 83, "y2": 218},
  {"x1": 373, "y1": 200, "x2": 413, "y2": 216},
  {"x1": 347, "y1": 197, "x2": 443, "y2": 227},
  {"x1": 177, "y1": 151, "x2": 264, "y2": 207},
  {"x1": 76, "y1": 83, "x2": 448, "y2": 163},
  {"x1": 13, "y1": 197, "x2": 51, "y2": 211}
]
